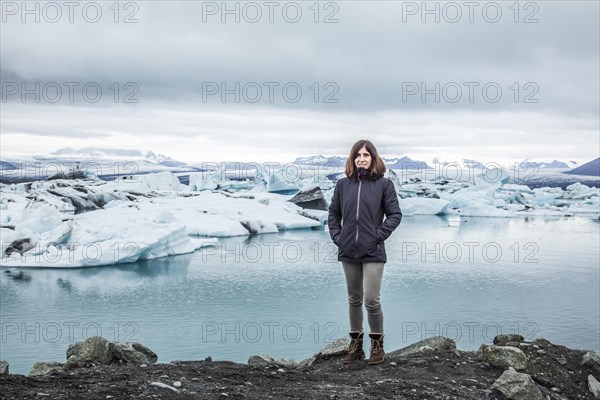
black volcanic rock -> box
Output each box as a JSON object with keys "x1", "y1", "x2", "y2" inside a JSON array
[
  {"x1": 288, "y1": 187, "x2": 329, "y2": 211},
  {"x1": 1, "y1": 336, "x2": 598, "y2": 399}
]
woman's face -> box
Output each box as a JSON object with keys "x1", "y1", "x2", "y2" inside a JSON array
[{"x1": 354, "y1": 146, "x2": 372, "y2": 169}]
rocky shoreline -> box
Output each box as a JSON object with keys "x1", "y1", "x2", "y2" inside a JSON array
[{"x1": 1, "y1": 335, "x2": 599, "y2": 399}]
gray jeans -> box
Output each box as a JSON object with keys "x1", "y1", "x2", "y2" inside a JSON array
[{"x1": 342, "y1": 261, "x2": 385, "y2": 334}]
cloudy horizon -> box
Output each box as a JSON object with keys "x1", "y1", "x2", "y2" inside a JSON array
[{"x1": 1, "y1": 1, "x2": 599, "y2": 165}]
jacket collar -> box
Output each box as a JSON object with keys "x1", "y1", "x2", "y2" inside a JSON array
[{"x1": 356, "y1": 167, "x2": 371, "y2": 180}]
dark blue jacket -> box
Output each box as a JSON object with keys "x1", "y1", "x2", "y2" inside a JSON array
[{"x1": 328, "y1": 175, "x2": 402, "y2": 263}]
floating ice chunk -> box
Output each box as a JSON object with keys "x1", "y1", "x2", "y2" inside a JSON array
[
  {"x1": 104, "y1": 171, "x2": 182, "y2": 192},
  {"x1": 505, "y1": 190, "x2": 528, "y2": 205},
  {"x1": 109, "y1": 191, "x2": 320, "y2": 238},
  {"x1": 154, "y1": 211, "x2": 178, "y2": 224},
  {"x1": 239, "y1": 219, "x2": 279, "y2": 235},
  {"x1": 15, "y1": 203, "x2": 63, "y2": 235},
  {"x1": 530, "y1": 187, "x2": 564, "y2": 207},
  {"x1": 501, "y1": 184, "x2": 535, "y2": 194},
  {"x1": 564, "y1": 182, "x2": 598, "y2": 199},
  {"x1": 399, "y1": 198, "x2": 450, "y2": 216},
  {"x1": 189, "y1": 172, "x2": 255, "y2": 192},
  {"x1": 252, "y1": 164, "x2": 299, "y2": 194},
  {"x1": 298, "y1": 174, "x2": 334, "y2": 192},
  {"x1": 1, "y1": 208, "x2": 216, "y2": 267},
  {"x1": 38, "y1": 220, "x2": 73, "y2": 246},
  {"x1": 0, "y1": 228, "x2": 20, "y2": 250},
  {"x1": 217, "y1": 180, "x2": 254, "y2": 190},
  {"x1": 185, "y1": 214, "x2": 250, "y2": 237},
  {"x1": 190, "y1": 237, "x2": 218, "y2": 249},
  {"x1": 321, "y1": 167, "x2": 599, "y2": 218},
  {"x1": 266, "y1": 172, "x2": 299, "y2": 194},
  {"x1": 189, "y1": 172, "x2": 219, "y2": 191},
  {"x1": 568, "y1": 201, "x2": 600, "y2": 214},
  {"x1": 443, "y1": 200, "x2": 513, "y2": 217},
  {"x1": 473, "y1": 168, "x2": 510, "y2": 187}
]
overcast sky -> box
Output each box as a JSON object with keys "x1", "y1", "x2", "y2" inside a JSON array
[{"x1": 1, "y1": 1, "x2": 599, "y2": 164}]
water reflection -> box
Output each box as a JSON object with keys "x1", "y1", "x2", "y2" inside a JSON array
[{"x1": 1, "y1": 252, "x2": 194, "y2": 297}]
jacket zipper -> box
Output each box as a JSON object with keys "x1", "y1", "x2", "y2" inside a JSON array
[{"x1": 354, "y1": 179, "x2": 362, "y2": 258}]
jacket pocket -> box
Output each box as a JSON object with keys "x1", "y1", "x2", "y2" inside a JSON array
[
  {"x1": 337, "y1": 224, "x2": 352, "y2": 256},
  {"x1": 376, "y1": 225, "x2": 384, "y2": 242},
  {"x1": 363, "y1": 224, "x2": 379, "y2": 257}
]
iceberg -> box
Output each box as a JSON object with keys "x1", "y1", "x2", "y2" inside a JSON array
[
  {"x1": 188, "y1": 172, "x2": 254, "y2": 192},
  {"x1": 2, "y1": 167, "x2": 598, "y2": 268},
  {"x1": 0, "y1": 172, "x2": 322, "y2": 268},
  {"x1": 1, "y1": 205, "x2": 217, "y2": 268},
  {"x1": 385, "y1": 167, "x2": 599, "y2": 217}
]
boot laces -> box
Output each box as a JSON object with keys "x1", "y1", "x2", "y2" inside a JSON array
[
  {"x1": 349, "y1": 339, "x2": 360, "y2": 353},
  {"x1": 371, "y1": 339, "x2": 382, "y2": 353}
]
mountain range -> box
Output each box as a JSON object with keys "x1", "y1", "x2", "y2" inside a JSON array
[
  {"x1": 293, "y1": 155, "x2": 431, "y2": 169},
  {"x1": 295, "y1": 155, "x2": 585, "y2": 171},
  {"x1": 1, "y1": 148, "x2": 598, "y2": 185},
  {"x1": 48, "y1": 147, "x2": 187, "y2": 167}
]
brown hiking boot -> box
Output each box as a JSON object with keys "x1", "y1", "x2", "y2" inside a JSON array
[
  {"x1": 342, "y1": 331, "x2": 365, "y2": 364},
  {"x1": 367, "y1": 333, "x2": 385, "y2": 365}
]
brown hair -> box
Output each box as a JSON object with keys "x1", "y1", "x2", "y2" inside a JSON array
[{"x1": 344, "y1": 140, "x2": 386, "y2": 180}]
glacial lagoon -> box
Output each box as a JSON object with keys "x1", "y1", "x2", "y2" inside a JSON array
[{"x1": 1, "y1": 215, "x2": 599, "y2": 375}]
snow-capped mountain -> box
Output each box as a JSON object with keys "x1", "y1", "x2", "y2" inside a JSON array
[
  {"x1": 384, "y1": 156, "x2": 431, "y2": 170},
  {"x1": 564, "y1": 157, "x2": 600, "y2": 177},
  {"x1": 429, "y1": 158, "x2": 581, "y2": 171},
  {"x1": 518, "y1": 159, "x2": 579, "y2": 169},
  {"x1": 51, "y1": 147, "x2": 143, "y2": 158},
  {"x1": 0, "y1": 161, "x2": 19, "y2": 170},
  {"x1": 293, "y1": 155, "x2": 347, "y2": 167},
  {"x1": 431, "y1": 158, "x2": 488, "y2": 169},
  {"x1": 49, "y1": 147, "x2": 187, "y2": 167},
  {"x1": 144, "y1": 151, "x2": 187, "y2": 167},
  {"x1": 294, "y1": 155, "x2": 431, "y2": 169}
]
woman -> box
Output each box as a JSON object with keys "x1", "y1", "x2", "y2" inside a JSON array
[{"x1": 328, "y1": 140, "x2": 402, "y2": 365}]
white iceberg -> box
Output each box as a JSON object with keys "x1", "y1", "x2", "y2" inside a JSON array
[{"x1": 2, "y1": 167, "x2": 598, "y2": 268}]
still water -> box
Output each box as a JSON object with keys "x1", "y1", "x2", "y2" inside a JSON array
[{"x1": 1, "y1": 215, "x2": 599, "y2": 375}]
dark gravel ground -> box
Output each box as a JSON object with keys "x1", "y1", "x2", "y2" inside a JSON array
[{"x1": 1, "y1": 338, "x2": 597, "y2": 399}]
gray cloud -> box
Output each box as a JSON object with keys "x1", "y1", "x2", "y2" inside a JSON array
[
  {"x1": 0, "y1": 1, "x2": 598, "y2": 163},
  {"x1": 2, "y1": 1, "x2": 598, "y2": 112}
]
